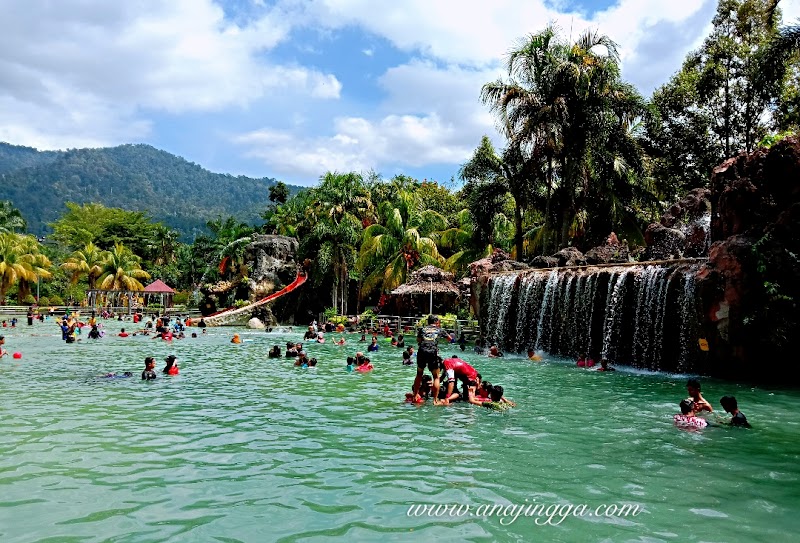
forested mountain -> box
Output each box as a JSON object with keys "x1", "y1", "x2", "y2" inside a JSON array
[
  {"x1": 0, "y1": 143, "x2": 59, "y2": 174},
  {"x1": 0, "y1": 142, "x2": 299, "y2": 237}
]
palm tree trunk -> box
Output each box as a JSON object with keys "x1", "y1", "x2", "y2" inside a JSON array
[
  {"x1": 514, "y1": 203, "x2": 524, "y2": 261},
  {"x1": 544, "y1": 156, "x2": 553, "y2": 255}
]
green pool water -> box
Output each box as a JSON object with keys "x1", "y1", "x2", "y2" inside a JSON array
[{"x1": 1, "y1": 323, "x2": 798, "y2": 542}]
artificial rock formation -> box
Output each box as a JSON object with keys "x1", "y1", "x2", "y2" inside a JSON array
[
  {"x1": 644, "y1": 188, "x2": 711, "y2": 260},
  {"x1": 247, "y1": 235, "x2": 299, "y2": 298},
  {"x1": 696, "y1": 136, "x2": 800, "y2": 381}
]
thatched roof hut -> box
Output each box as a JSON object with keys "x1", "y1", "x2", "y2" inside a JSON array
[{"x1": 390, "y1": 265, "x2": 460, "y2": 296}]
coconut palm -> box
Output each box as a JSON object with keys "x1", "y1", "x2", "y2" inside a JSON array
[
  {"x1": 97, "y1": 242, "x2": 151, "y2": 291},
  {"x1": 0, "y1": 233, "x2": 52, "y2": 305},
  {"x1": 357, "y1": 191, "x2": 446, "y2": 299},
  {"x1": 439, "y1": 208, "x2": 493, "y2": 276},
  {"x1": 61, "y1": 242, "x2": 109, "y2": 290}
]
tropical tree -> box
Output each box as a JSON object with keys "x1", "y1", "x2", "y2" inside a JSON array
[
  {"x1": 0, "y1": 233, "x2": 52, "y2": 305},
  {"x1": 202, "y1": 216, "x2": 255, "y2": 280},
  {"x1": 482, "y1": 26, "x2": 650, "y2": 249},
  {"x1": 97, "y1": 242, "x2": 151, "y2": 291},
  {"x1": 0, "y1": 201, "x2": 26, "y2": 234},
  {"x1": 304, "y1": 172, "x2": 373, "y2": 314},
  {"x1": 648, "y1": 0, "x2": 798, "y2": 196},
  {"x1": 357, "y1": 191, "x2": 446, "y2": 299},
  {"x1": 439, "y1": 208, "x2": 493, "y2": 276},
  {"x1": 61, "y1": 242, "x2": 109, "y2": 290},
  {"x1": 460, "y1": 136, "x2": 540, "y2": 258}
]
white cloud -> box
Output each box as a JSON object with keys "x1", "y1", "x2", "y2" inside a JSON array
[
  {"x1": 0, "y1": 0, "x2": 340, "y2": 149},
  {"x1": 234, "y1": 60, "x2": 500, "y2": 182}
]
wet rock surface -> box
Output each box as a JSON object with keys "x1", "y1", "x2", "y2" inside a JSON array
[{"x1": 697, "y1": 137, "x2": 800, "y2": 380}]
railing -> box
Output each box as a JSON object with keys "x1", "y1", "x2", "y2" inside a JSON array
[
  {"x1": 326, "y1": 314, "x2": 481, "y2": 339},
  {"x1": 0, "y1": 305, "x2": 202, "y2": 318}
]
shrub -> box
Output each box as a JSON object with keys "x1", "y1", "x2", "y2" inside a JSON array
[
  {"x1": 21, "y1": 294, "x2": 36, "y2": 305},
  {"x1": 37, "y1": 296, "x2": 50, "y2": 306},
  {"x1": 49, "y1": 295, "x2": 64, "y2": 305},
  {"x1": 234, "y1": 299, "x2": 251, "y2": 308},
  {"x1": 173, "y1": 291, "x2": 190, "y2": 305}
]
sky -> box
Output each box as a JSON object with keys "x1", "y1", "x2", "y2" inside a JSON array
[{"x1": 2, "y1": 0, "x2": 799, "y2": 187}]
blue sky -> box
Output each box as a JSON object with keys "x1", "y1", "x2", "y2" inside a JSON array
[{"x1": 2, "y1": 0, "x2": 799, "y2": 187}]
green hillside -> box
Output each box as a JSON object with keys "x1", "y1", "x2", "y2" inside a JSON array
[{"x1": 0, "y1": 142, "x2": 299, "y2": 237}]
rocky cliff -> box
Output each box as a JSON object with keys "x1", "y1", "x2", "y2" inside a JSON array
[{"x1": 696, "y1": 136, "x2": 800, "y2": 381}]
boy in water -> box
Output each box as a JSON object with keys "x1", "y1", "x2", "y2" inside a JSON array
[
  {"x1": 141, "y1": 357, "x2": 157, "y2": 380},
  {"x1": 686, "y1": 379, "x2": 713, "y2": 412},
  {"x1": 0, "y1": 335, "x2": 6, "y2": 357},
  {"x1": 720, "y1": 396, "x2": 751, "y2": 428}
]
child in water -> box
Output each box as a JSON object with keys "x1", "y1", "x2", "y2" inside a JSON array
[
  {"x1": 163, "y1": 355, "x2": 179, "y2": 375},
  {"x1": 356, "y1": 356, "x2": 374, "y2": 372},
  {"x1": 346, "y1": 356, "x2": 355, "y2": 372},
  {"x1": 141, "y1": 357, "x2": 157, "y2": 380},
  {"x1": 674, "y1": 399, "x2": 708, "y2": 430},
  {"x1": 720, "y1": 396, "x2": 751, "y2": 428},
  {"x1": 231, "y1": 334, "x2": 242, "y2": 344}
]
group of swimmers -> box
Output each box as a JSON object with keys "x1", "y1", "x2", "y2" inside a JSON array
[{"x1": 673, "y1": 379, "x2": 750, "y2": 430}]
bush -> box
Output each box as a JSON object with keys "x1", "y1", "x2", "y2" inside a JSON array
[
  {"x1": 360, "y1": 308, "x2": 376, "y2": 321},
  {"x1": 323, "y1": 307, "x2": 338, "y2": 322},
  {"x1": 37, "y1": 296, "x2": 50, "y2": 306},
  {"x1": 173, "y1": 291, "x2": 190, "y2": 305},
  {"x1": 234, "y1": 299, "x2": 251, "y2": 308},
  {"x1": 49, "y1": 295, "x2": 64, "y2": 305},
  {"x1": 21, "y1": 294, "x2": 36, "y2": 305}
]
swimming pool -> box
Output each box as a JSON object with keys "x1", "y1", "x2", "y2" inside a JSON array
[{"x1": 1, "y1": 324, "x2": 798, "y2": 542}]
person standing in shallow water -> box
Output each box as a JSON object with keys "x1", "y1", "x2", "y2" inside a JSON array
[
  {"x1": 686, "y1": 379, "x2": 713, "y2": 412},
  {"x1": 142, "y1": 357, "x2": 157, "y2": 380}
]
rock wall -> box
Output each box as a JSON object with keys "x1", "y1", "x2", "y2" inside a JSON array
[
  {"x1": 246, "y1": 235, "x2": 299, "y2": 299},
  {"x1": 696, "y1": 136, "x2": 800, "y2": 381}
]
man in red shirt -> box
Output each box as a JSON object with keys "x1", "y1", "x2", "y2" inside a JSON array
[{"x1": 438, "y1": 356, "x2": 480, "y2": 405}]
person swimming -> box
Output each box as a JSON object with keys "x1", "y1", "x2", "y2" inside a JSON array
[
  {"x1": 346, "y1": 356, "x2": 355, "y2": 372},
  {"x1": 141, "y1": 357, "x2": 157, "y2": 380},
  {"x1": 674, "y1": 399, "x2": 708, "y2": 429},
  {"x1": 268, "y1": 345, "x2": 282, "y2": 358},
  {"x1": 527, "y1": 349, "x2": 542, "y2": 361},
  {"x1": 720, "y1": 396, "x2": 751, "y2": 428},
  {"x1": 231, "y1": 334, "x2": 242, "y2": 344},
  {"x1": 597, "y1": 359, "x2": 616, "y2": 371},
  {"x1": 356, "y1": 356, "x2": 374, "y2": 372},
  {"x1": 163, "y1": 355, "x2": 179, "y2": 375}
]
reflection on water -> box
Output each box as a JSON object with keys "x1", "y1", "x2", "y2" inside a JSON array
[{"x1": 0, "y1": 324, "x2": 798, "y2": 542}]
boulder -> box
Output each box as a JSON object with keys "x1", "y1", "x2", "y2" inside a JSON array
[
  {"x1": 584, "y1": 240, "x2": 630, "y2": 264},
  {"x1": 530, "y1": 256, "x2": 559, "y2": 268},
  {"x1": 553, "y1": 247, "x2": 585, "y2": 267},
  {"x1": 247, "y1": 317, "x2": 266, "y2": 329},
  {"x1": 643, "y1": 224, "x2": 686, "y2": 260}
]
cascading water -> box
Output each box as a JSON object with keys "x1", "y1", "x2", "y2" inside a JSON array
[{"x1": 483, "y1": 263, "x2": 704, "y2": 372}]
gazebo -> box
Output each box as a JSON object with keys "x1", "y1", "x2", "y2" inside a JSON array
[
  {"x1": 390, "y1": 265, "x2": 460, "y2": 315},
  {"x1": 143, "y1": 280, "x2": 175, "y2": 309}
]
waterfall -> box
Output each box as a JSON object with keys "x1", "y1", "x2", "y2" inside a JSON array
[
  {"x1": 484, "y1": 263, "x2": 703, "y2": 372},
  {"x1": 485, "y1": 274, "x2": 516, "y2": 349},
  {"x1": 535, "y1": 270, "x2": 560, "y2": 351}
]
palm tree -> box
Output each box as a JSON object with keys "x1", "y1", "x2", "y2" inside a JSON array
[
  {"x1": 439, "y1": 208, "x2": 493, "y2": 276},
  {"x1": 304, "y1": 172, "x2": 373, "y2": 314},
  {"x1": 0, "y1": 201, "x2": 26, "y2": 234},
  {"x1": 204, "y1": 217, "x2": 254, "y2": 280},
  {"x1": 61, "y1": 242, "x2": 109, "y2": 290},
  {"x1": 0, "y1": 233, "x2": 52, "y2": 305},
  {"x1": 482, "y1": 27, "x2": 649, "y2": 249},
  {"x1": 97, "y1": 243, "x2": 151, "y2": 291},
  {"x1": 357, "y1": 191, "x2": 446, "y2": 299}
]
